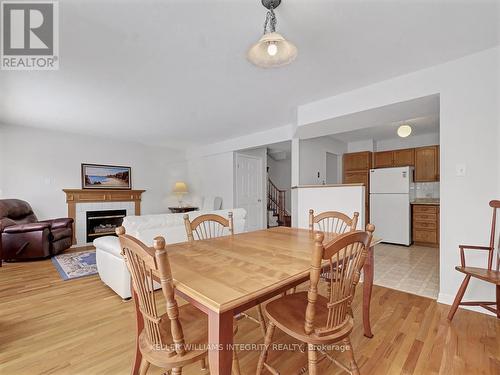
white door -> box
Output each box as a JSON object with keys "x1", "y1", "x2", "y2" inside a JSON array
[
  {"x1": 235, "y1": 154, "x2": 264, "y2": 232},
  {"x1": 370, "y1": 193, "x2": 411, "y2": 245},
  {"x1": 326, "y1": 152, "x2": 338, "y2": 184},
  {"x1": 370, "y1": 167, "x2": 411, "y2": 194}
]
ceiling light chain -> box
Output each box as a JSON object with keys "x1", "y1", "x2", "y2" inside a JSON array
[{"x1": 263, "y1": 7, "x2": 277, "y2": 34}]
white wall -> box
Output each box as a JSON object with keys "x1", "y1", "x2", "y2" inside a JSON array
[
  {"x1": 297, "y1": 46, "x2": 500, "y2": 313},
  {"x1": 347, "y1": 139, "x2": 375, "y2": 152},
  {"x1": 0, "y1": 124, "x2": 183, "y2": 219},
  {"x1": 293, "y1": 185, "x2": 365, "y2": 229},
  {"x1": 375, "y1": 132, "x2": 439, "y2": 151},
  {"x1": 184, "y1": 152, "x2": 235, "y2": 210},
  {"x1": 267, "y1": 155, "x2": 292, "y2": 212},
  {"x1": 299, "y1": 136, "x2": 347, "y2": 185}
]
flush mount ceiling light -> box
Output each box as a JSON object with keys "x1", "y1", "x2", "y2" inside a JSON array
[
  {"x1": 247, "y1": 0, "x2": 298, "y2": 68},
  {"x1": 397, "y1": 124, "x2": 412, "y2": 138}
]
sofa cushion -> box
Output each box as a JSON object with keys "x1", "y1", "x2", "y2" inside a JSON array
[
  {"x1": 51, "y1": 228, "x2": 72, "y2": 241},
  {"x1": 93, "y1": 236, "x2": 121, "y2": 256}
]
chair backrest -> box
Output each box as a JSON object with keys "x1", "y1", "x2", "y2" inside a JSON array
[
  {"x1": 116, "y1": 226, "x2": 186, "y2": 355},
  {"x1": 305, "y1": 224, "x2": 374, "y2": 337},
  {"x1": 0, "y1": 199, "x2": 38, "y2": 224},
  {"x1": 309, "y1": 209, "x2": 359, "y2": 234},
  {"x1": 488, "y1": 200, "x2": 500, "y2": 271},
  {"x1": 184, "y1": 212, "x2": 233, "y2": 241}
]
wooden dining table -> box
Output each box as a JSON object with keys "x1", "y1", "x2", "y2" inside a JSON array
[{"x1": 129, "y1": 226, "x2": 380, "y2": 375}]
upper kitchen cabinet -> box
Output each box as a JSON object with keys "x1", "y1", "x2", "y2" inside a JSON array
[
  {"x1": 393, "y1": 148, "x2": 415, "y2": 167},
  {"x1": 373, "y1": 148, "x2": 415, "y2": 168},
  {"x1": 343, "y1": 151, "x2": 372, "y2": 172},
  {"x1": 373, "y1": 151, "x2": 393, "y2": 168},
  {"x1": 415, "y1": 145, "x2": 440, "y2": 182}
]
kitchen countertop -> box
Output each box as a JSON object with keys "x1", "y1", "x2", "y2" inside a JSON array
[{"x1": 411, "y1": 198, "x2": 440, "y2": 206}]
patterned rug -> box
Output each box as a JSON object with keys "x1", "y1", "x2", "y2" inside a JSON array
[{"x1": 52, "y1": 251, "x2": 98, "y2": 280}]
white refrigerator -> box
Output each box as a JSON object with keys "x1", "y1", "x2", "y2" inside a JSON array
[{"x1": 370, "y1": 166, "x2": 414, "y2": 246}]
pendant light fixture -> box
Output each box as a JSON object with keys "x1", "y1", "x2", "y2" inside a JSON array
[{"x1": 247, "y1": 0, "x2": 298, "y2": 68}]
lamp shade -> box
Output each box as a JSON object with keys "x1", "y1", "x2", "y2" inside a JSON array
[
  {"x1": 172, "y1": 182, "x2": 188, "y2": 194},
  {"x1": 247, "y1": 32, "x2": 297, "y2": 68}
]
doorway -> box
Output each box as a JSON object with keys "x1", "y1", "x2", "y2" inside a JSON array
[
  {"x1": 235, "y1": 153, "x2": 264, "y2": 231},
  {"x1": 325, "y1": 152, "x2": 339, "y2": 184}
]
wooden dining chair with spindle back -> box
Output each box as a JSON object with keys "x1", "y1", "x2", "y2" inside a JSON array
[
  {"x1": 116, "y1": 226, "x2": 241, "y2": 375},
  {"x1": 447, "y1": 200, "x2": 500, "y2": 320},
  {"x1": 183, "y1": 212, "x2": 268, "y2": 336},
  {"x1": 256, "y1": 225, "x2": 375, "y2": 375},
  {"x1": 309, "y1": 209, "x2": 359, "y2": 296},
  {"x1": 184, "y1": 212, "x2": 233, "y2": 241}
]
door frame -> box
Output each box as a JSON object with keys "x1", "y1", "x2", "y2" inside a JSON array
[{"x1": 234, "y1": 152, "x2": 265, "y2": 231}]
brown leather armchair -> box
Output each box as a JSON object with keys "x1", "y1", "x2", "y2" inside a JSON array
[{"x1": 0, "y1": 199, "x2": 73, "y2": 261}]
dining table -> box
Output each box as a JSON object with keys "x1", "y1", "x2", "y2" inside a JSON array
[{"x1": 129, "y1": 226, "x2": 381, "y2": 375}]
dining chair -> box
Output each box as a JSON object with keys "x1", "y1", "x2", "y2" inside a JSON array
[
  {"x1": 256, "y1": 225, "x2": 375, "y2": 375},
  {"x1": 116, "y1": 226, "x2": 241, "y2": 375},
  {"x1": 183, "y1": 212, "x2": 233, "y2": 241},
  {"x1": 183, "y1": 212, "x2": 268, "y2": 336},
  {"x1": 447, "y1": 200, "x2": 500, "y2": 320},
  {"x1": 309, "y1": 209, "x2": 359, "y2": 296}
]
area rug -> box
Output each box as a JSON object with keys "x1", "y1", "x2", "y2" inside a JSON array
[{"x1": 52, "y1": 251, "x2": 98, "y2": 280}]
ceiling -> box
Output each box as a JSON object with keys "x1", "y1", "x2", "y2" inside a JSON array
[
  {"x1": 0, "y1": 0, "x2": 498, "y2": 148},
  {"x1": 330, "y1": 114, "x2": 439, "y2": 143}
]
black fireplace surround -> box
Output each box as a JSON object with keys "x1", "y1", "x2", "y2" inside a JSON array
[{"x1": 86, "y1": 209, "x2": 126, "y2": 243}]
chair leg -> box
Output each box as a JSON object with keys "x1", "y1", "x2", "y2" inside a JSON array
[
  {"x1": 343, "y1": 337, "x2": 360, "y2": 375},
  {"x1": 496, "y1": 285, "x2": 499, "y2": 319},
  {"x1": 307, "y1": 344, "x2": 319, "y2": 375},
  {"x1": 232, "y1": 349, "x2": 242, "y2": 375},
  {"x1": 256, "y1": 304, "x2": 267, "y2": 337},
  {"x1": 256, "y1": 322, "x2": 276, "y2": 375},
  {"x1": 138, "y1": 359, "x2": 150, "y2": 375},
  {"x1": 447, "y1": 275, "x2": 471, "y2": 321}
]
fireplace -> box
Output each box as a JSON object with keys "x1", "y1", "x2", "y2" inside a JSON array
[{"x1": 86, "y1": 209, "x2": 126, "y2": 243}]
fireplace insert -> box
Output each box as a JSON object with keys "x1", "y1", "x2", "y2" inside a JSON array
[{"x1": 86, "y1": 209, "x2": 126, "y2": 243}]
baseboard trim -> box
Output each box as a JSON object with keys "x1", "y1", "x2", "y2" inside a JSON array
[{"x1": 437, "y1": 292, "x2": 496, "y2": 317}]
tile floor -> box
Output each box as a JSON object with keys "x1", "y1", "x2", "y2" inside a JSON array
[{"x1": 372, "y1": 243, "x2": 439, "y2": 299}]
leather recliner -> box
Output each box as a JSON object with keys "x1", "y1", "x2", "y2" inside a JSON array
[{"x1": 0, "y1": 199, "x2": 74, "y2": 261}]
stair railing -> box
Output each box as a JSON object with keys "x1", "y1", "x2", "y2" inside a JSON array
[{"x1": 267, "y1": 177, "x2": 289, "y2": 225}]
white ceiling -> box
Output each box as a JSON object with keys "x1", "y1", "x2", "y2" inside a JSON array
[
  {"x1": 0, "y1": 0, "x2": 498, "y2": 148},
  {"x1": 330, "y1": 114, "x2": 439, "y2": 143}
]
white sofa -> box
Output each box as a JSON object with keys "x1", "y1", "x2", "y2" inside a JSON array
[{"x1": 94, "y1": 208, "x2": 246, "y2": 299}]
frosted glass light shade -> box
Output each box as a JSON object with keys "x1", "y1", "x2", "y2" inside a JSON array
[
  {"x1": 247, "y1": 32, "x2": 297, "y2": 68},
  {"x1": 397, "y1": 125, "x2": 412, "y2": 138},
  {"x1": 172, "y1": 182, "x2": 188, "y2": 194}
]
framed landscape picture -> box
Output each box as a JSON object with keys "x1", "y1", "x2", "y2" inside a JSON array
[{"x1": 81, "y1": 164, "x2": 132, "y2": 190}]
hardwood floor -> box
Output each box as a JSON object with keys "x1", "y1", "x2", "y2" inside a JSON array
[{"x1": 0, "y1": 256, "x2": 499, "y2": 374}]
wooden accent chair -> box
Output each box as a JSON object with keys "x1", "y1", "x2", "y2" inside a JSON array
[
  {"x1": 183, "y1": 212, "x2": 268, "y2": 336},
  {"x1": 448, "y1": 200, "x2": 500, "y2": 320},
  {"x1": 256, "y1": 225, "x2": 375, "y2": 375},
  {"x1": 183, "y1": 212, "x2": 233, "y2": 241},
  {"x1": 309, "y1": 209, "x2": 359, "y2": 296},
  {"x1": 116, "y1": 226, "x2": 241, "y2": 375}
]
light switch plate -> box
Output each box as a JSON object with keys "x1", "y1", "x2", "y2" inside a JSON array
[{"x1": 456, "y1": 164, "x2": 466, "y2": 177}]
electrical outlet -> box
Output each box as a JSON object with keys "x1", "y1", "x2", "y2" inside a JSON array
[{"x1": 456, "y1": 164, "x2": 466, "y2": 177}]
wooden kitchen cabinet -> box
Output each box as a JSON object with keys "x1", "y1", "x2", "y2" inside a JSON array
[
  {"x1": 343, "y1": 151, "x2": 372, "y2": 172},
  {"x1": 373, "y1": 151, "x2": 393, "y2": 168},
  {"x1": 343, "y1": 152, "x2": 372, "y2": 225},
  {"x1": 373, "y1": 148, "x2": 415, "y2": 168},
  {"x1": 393, "y1": 148, "x2": 415, "y2": 167},
  {"x1": 415, "y1": 146, "x2": 439, "y2": 182},
  {"x1": 412, "y1": 204, "x2": 439, "y2": 247}
]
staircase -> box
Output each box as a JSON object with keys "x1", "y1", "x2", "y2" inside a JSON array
[{"x1": 267, "y1": 177, "x2": 291, "y2": 227}]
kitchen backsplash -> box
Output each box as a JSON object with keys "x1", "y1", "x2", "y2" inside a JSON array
[{"x1": 415, "y1": 182, "x2": 440, "y2": 198}]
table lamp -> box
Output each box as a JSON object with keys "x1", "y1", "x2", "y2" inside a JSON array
[{"x1": 172, "y1": 181, "x2": 188, "y2": 207}]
